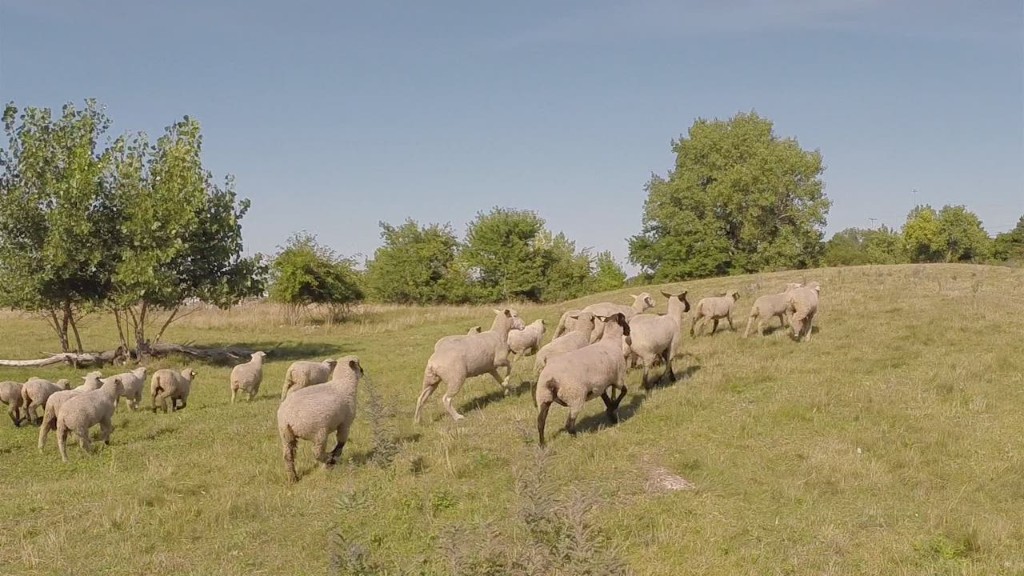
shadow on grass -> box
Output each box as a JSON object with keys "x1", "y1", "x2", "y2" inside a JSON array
[{"x1": 456, "y1": 382, "x2": 516, "y2": 416}]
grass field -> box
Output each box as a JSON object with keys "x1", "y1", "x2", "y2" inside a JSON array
[{"x1": 2, "y1": 263, "x2": 1023, "y2": 575}]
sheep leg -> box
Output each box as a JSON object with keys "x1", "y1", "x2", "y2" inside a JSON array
[
  {"x1": 7, "y1": 408, "x2": 18, "y2": 427},
  {"x1": 726, "y1": 314, "x2": 735, "y2": 331},
  {"x1": 662, "y1": 348, "x2": 676, "y2": 383},
  {"x1": 280, "y1": 425, "x2": 299, "y2": 482},
  {"x1": 312, "y1": 429, "x2": 329, "y2": 465},
  {"x1": 537, "y1": 401, "x2": 552, "y2": 447},
  {"x1": 100, "y1": 416, "x2": 113, "y2": 445},
  {"x1": 710, "y1": 318, "x2": 719, "y2": 335},
  {"x1": 326, "y1": 423, "x2": 350, "y2": 468},
  {"x1": 489, "y1": 369, "x2": 511, "y2": 396},
  {"x1": 231, "y1": 387, "x2": 237, "y2": 403},
  {"x1": 564, "y1": 404, "x2": 582, "y2": 436},
  {"x1": 600, "y1": 392, "x2": 618, "y2": 424},
  {"x1": 441, "y1": 386, "x2": 466, "y2": 421},
  {"x1": 414, "y1": 384, "x2": 438, "y2": 424},
  {"x1": 57, "y1": 424, "x2": 70, "y2": 462},
  {"x1": 77, "y1": 428, "x2": 92, "y2": 455},
  {"x1": 641, "y1": 362, "x2": 652, "y2": 390},
  {"x1": 743, "y1": 315, "x2": 755, "y2": 338}
]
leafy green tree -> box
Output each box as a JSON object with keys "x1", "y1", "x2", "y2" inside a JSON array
[
  {"x1": 462, "y1": 207, "x2": 549, "y2": 301},
  {"x1": 535, "y1": 231, "x2": 593, "y2": 303},
  {"x1": 992, "y1": 216, "x2": 1024, "y2": 263},
  {"x1": 269, "y1": 232, "x2": 363, "y2": 323},
  {"x1": 364, "y1": 219, "x2": 470, "y2": 304},
  {"x1": 628, "y1": 111, "x2": 830, "y2": 281},
  {"x1": 823, "y1": 226, "x2": 906, "y2": 267},
  {"x1": 902, "y1": 204, "x2": 990, "y2": 263},
  {"x1": 590, "y1": 251, "x2": 627, "y2": 293},
  {"x1": 0, "y1": 100, "x2": 119, "y2": 352},
  {"x1": 106, "y1": 117, "x2": 266, "y2": 351}
]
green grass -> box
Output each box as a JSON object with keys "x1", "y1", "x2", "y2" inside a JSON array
[{"x1": 2, "y1": 263, "x2": 1023, "y2": 575}]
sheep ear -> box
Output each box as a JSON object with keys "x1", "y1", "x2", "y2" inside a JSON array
[
  {"x1": 348, "y1": 359, "x2": 358, "y2": 370},
  {"x1": 660, "y1": 290, "x2": 672, "y2": 298},
  {"x1": 504, "y1": 309, "x2": 512, "y2": 317}
]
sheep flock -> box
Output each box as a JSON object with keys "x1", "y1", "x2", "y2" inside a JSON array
[{"x1": 1, "y1": 280, "x2": 820, "y2": 482}]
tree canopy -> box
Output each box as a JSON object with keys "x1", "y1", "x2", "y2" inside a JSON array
[
  {"x1": 628, "y1": 111, "x2": 831, "y2": 281},
  {"x1": 269, "y1": 232, "x2": 363, "y2": 322},
  {"x1": 901, "y1": 204, "x2": 990, "y2": 264}
]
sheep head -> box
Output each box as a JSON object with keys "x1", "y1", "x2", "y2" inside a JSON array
[{"x1": 661, "y1": 290, "x2": 691, "y2": 313}]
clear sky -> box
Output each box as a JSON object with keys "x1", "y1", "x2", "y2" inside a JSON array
[{"x1": 1, "y1": 0, "x2": 1021, "y2": 273}]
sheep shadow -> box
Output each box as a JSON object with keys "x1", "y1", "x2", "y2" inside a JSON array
[
  {"x1": 568, "y1": 391, "x2": 646, "y2": 437},
  {"x1": 643, "y1": 364, "x2": 702, "y2": 391},
  {"x1": 457, "y1": 385, "x2": 514, "y2": 416}
]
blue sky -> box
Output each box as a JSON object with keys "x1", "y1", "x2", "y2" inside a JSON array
[{"x1": 1, "y1": 0, "x2": 1021, "y2": 273}]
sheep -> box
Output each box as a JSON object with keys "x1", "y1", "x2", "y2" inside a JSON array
[
  {"x1": 507, "y1": 318, "x2": 546, "y2": 362},
  {"x1": 551, "y1": 309, "x2": 584, "y2": 340},
  {"x1": 626, "y1": 291, "x2": 691, "y2": 390},
  {"x1": 787, "y1": 282, "x2": 821, "y2": 342},
  {"x1": 414, "y1": 308, "x2": 519, "y2": 423},
  {"x1": 534, "y1": 313, "x2": 632, "y2": 447},
  {"x1": 277, "y1": 355, "x2": 363, "y2": 483},
  {"x1": 690, "y1": 290, "x2": 741, "y2": 336},
  {"x1": 230, "y1": 351, "x2": 267, "y2": 403},
  {"x1": 150, "y1": 368, "x2": 197, "y2": 413},
  {"x1": 56, "y1": 376, "x2": 124, "y2": 462},
  {"x1": 20, "y1": 378, "x2": 71, "y2": 425},
  {"x1": 0, "y1": 381, "x2": 25, "y2": 426},
  {"x1": 433, "y1": 312, "x2": 525, "y2": 353},
  {"x1": 38, "y1": 371, "x2": 104, "y2": 450},
  {"x1": 742, "y1": 283, "x2": 804, "y2": 338},
  {"x1": 580, "y1": 292, "x2": 656, "y2": 342},
  {"x1": 533, "y1": 312, "x2": 596, "y2": 375},
  {"x1": 103, "y1": 367, "x2": 148, "y2": 411},
  {"x1": 281, "y1": 359, "x2": 338, "y2": 400}
]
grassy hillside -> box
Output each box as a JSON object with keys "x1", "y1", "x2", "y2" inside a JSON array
[{"x1": 1, "y1": 264, "x2": 1023, "y2": 575}]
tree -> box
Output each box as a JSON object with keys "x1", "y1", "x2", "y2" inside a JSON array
[
  {"x1": 535, "y1": 231, "x2": 593, "y2": 303},
  {"x1": 105, "y1": 117, "x2": 266, "y2": 351},
  {"x1": 902, "y1": 204, "x2": 990, "y2": 264},
  {"x1": 462, "y1": 207, "x2": 549, "y2": 302},
  {"x1": 0, "y1": 100, "x2": 119, "y2": 352},
  {"x1": 590, "y1": 251, "x2": 627, "y2": 293},
  {"x1": 628, "y1": 111, "x2": 831, "y2": 281},
  {"x1": 992, "y1": 216, "x2": 1024, "y2": 263},
  {"x1": 269, "y1": 232, "x2": 363, "y2": 323},
  {"x1": 364, "y1": 219, "x2": 470, "y2": 304},
  {"x1": 823, "y1": 226, "x2": 906, "y2": 267}
]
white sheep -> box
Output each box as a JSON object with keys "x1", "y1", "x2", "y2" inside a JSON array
[
  {"x1": 534, "y1": 313, "x2": 632, "y2": 447},
  {"x1": 507, "y1": 318, "x2": 546, "y2": 362},
  {"x1": 0, "y1": 381, "x2": 25, "y2": 426},
  {"x1": 20, "y1": 377, "x2": 71, "y2": 425},
  {"x1": 230, "y1": 351, "x2": 267, "y2": 403},
  {"x1": 414, "y1": 308, "x2": 519, "y2": 423},
  {"x1": 690, "y1": 290, "x2": 741, "y2": 336},
  {"x1": 38, "y1": 371, "x2": 104, "y2": 450},
  {"x1": 581, "y1": 292, "x2": 656, "y2": 341},
  {"x1": 533, "y1": 312, "x2": 596, "y2": 375},
  {"x1": 281, "y1": 359, "x2": 338, "y2": 400},
  {"x1": 276, "y1": 355, "x2": 363, "y2": 483},
  {"x1": 56, "y1": 376, "x2": 124, "y2": 462},
  {"x1": 150, "y1": 368, "x2": 197, "y2": 413},
  {"x1": 787, "y1": 282, "x2": 821, "y2": 342},
  {"x1": 742, "y1": 283, "x2": 804, "y2": 338},
  {"x1": 551, "y1": 309, "x2": 584, "y2": 340},
  {"x1": 627, "y1": 291, "x2": 691, "y2": 389},
  {"x1": 103, "y1": 367, "x2": 148, "y2": 411},
  {"x1": 434, "y1": 312, "x2": 525, "y2": 353}
]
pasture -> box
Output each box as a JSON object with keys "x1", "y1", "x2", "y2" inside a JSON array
[{"x1": 1, "y1": 263, "x2": 1023, "y2": 575}]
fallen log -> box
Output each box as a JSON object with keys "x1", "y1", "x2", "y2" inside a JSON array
[{"x1": 0, "y1": 348, "x2": 128, "y2": 368}]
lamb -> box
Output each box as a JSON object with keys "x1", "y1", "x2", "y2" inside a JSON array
[
  {"x1": 690, "y1": 290, "x2": 741, "y2": 336},
  {"x1": 414, "y1": 308, "x2": 519, "y2": 423},
  {"x1": 787, "y1": 282, "x2": 821, "y2": 342},
  {"x1": 230, "y1": 351, "x2": 267, "y2": 403},
  {"x1": 150, "y1": 368, "x2": 197, "y2": 413},
  {"x1": 0, "y1": 381, "x2": 25, "y2": 426},
  {"x1": 38, "y1": 371, "x2": 105, "y2": 450},
  {"x1": 20, "y1": 377, "x2": 71, "y2": 425},
  {"x1": 534, "y1": 313, "x2": 632, "y2": 447},
  {"x1": 627, "y1": 291, "x2": 691, "y2": 389},
  {"x1": 742, "y1": 283, "x2": 804, "y2": 338},
  {"x1": 507, "y1": 318, "x2": 546, "y2": 360},
  {"x1": 580, "y1": 292, "x2": 656, "y2": 341},
  {"x1": 281, "y1": 359, "x2": 338, "y2": 400},
  {"x1": 56, "y1": 376, "x2": 124, "y2": 462},
  {"x1": 103, "y1": 367, "x2": 148, "y2": 411},
  {"x1": 276, "y1": 355, "x2": 363, "y2": 483}
]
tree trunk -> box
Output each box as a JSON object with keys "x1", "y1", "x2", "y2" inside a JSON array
[{"x1": 65, "y1": 302, "x2": 84, "y2": 353}]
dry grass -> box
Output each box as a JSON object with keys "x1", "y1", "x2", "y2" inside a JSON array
[{"x1": 1, "y1": 263, "x2": 1023, "y2": 575}]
